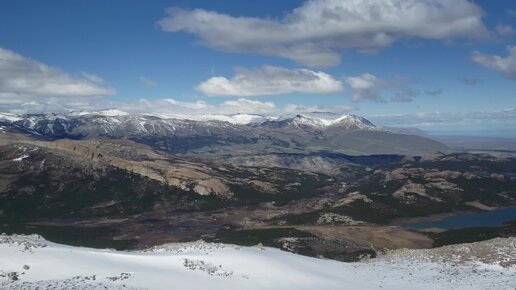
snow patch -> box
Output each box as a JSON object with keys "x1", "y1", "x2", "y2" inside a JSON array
[
  {"x1": 0, "y1": 235, "x2": 514, "y2": 290},
  {"x1": 12, "y1": 155, "x2": 29, "y2": 162}
]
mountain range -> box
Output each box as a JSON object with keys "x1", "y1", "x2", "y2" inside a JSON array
[{"x1": 0, "y1": 110, "x2": 448, "y2": 155}]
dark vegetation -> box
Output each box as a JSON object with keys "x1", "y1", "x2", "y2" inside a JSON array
[
  {"x1": 208, "y1": 227, "x2": 376, "y2": 262},
  {"x1": 1, "y1": 139, "x2": 515, "y2": 260},
  {"x1": 431, "y1": 220, "x2": 516, "y2": 247},
  {"x1": 0, "y1": 223, "x2": 136, "y2": 250}
]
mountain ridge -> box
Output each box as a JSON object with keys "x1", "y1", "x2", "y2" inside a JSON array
[{"x1": 0, "y1": 111, "x2": 448, "y2": 155}]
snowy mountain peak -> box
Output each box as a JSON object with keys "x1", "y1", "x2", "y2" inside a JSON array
[
  {"x1": 0, "y1": 111, "x2": 382, "y2": 139},
  {"x1": 71, "y1": 109, "x2": 130, "y2": 117},
  {"x1": 274, "y1": 114, "x2": 378, "y2": 131},
  {"x1": 187, "y1": 113, "x2": 275, "y2": 125},
  {"x1": 0, "y1": 113, "x2": 22, "y2": 123},
  {"x1": 290, "y1": 114, "x2": 331, "y2": 128},
  {"x1": 0, "y1": 110, "x2": 379, "y2": 130},
  {"x1": 330, "y1": 115, "x2": 377, "y2": 130}
]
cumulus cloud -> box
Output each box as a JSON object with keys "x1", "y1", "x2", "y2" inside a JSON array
[
  {"x1": 472, "y1": 46, "x2": 516, "y2": 79},
  {"x1": 196, "y1": 65, "x2": 343, "y2": 97},
  {"x1": 158, "y1": 0, "x2": 488, "y2": 67},
  {"x1": 139, "y1": 76, "x2": 157, "y2": 86},
  {"x1": 0, "y1": 47, "x2": 115, "y2": 113},
  {"x1": 0, "y1": 48, "x2": 350, "y2": 116},
  {"x1": 346, "y1": 73, "x2": 419, "y2": 102}
]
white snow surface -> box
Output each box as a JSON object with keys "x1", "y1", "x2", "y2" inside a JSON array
[
  {"x1": 144, "y1": 113, "x2": 276, "y2": 125},
  {"x1": 0, "y1": 113, "x2": 22, "y2": 123},
  {"x1": 0, "y1": 234, "x2": 514, "y2": 290},
  {"x1": 281, "y1": 114, "x2": 379, "y2": 130},
  {"x1": 11, "y1": 154, "x2": 29, "y2": 162},
  {"x1": 0, "y1": 110, "x2": 380, "y2": 128}
]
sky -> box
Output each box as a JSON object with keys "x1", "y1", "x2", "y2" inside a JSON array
[{"x1": 0, "y1": 0, "x2": 515, "y2": 135}]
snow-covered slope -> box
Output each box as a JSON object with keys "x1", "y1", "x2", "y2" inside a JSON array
[
  {"x1": 144, "y1": 113, "x2": 276, "y2": 125},
  {"x1": 0, "y1": 110, "x2": 379, "y2": 128},
  {"x1": 261, "y1": 114, "x2": 380, "y2": 131},
  {"x1": 0, "y1": 234, "x2": 514, "y2": 290},
  {"x1": 0, "y1": 110, "x2": 387, "y2": 137},
  {"x1": 71, "y1": 109, "x2": 130, "y2": 117}
]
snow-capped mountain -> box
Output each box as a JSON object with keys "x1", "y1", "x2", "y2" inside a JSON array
[
  {"x1": 0, "y1": 111, "x2": 448, "y2": 155},
  {"x1": 258, "y1": 114, "x2": 379, "y2": 132},
  {"x1": 0, "y1": 111, "x2": 379, "y2": 136},
  {"x1": 147, "y1": 113, "x2": 276, "y2": 125},
  {"x1": 70, "y1": 108, "x2": 130, "y2": 117},
  {"x1": 0, "y1": 111, "x2": 248, "y2": 138}
]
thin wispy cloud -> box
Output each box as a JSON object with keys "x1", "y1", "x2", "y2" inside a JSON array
[
  {"x1": 458, "y1": 77, "x2": 481, "y2": 86},
  {"x1": 139, "y1": 76, "x2": 157, "y2": 86},
  {"x1": 346, "y1": 74, "x2": 419, "y2": 102},
  {"x1": 425, "y1": 89, "x2": 443, "y2": 96},
  {"x1": 495, "y1": 24, "x2": 514, "y2": 37},
  {"x1": 368, "y1": 108, "x2": 516, "y2": 130}
]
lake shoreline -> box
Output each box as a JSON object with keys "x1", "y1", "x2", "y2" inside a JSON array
[{"x1": 389, "y1": 205, "x2": 516, "y2": 229}]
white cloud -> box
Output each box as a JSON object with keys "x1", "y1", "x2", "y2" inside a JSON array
[
  {"x1": 158, "y1": 0, "x2": 488, "y2": 67},
  {"x1": 196, "y1": 65, "x2": 343, "y2": 97},
  {"x1": 116, "y1": 98, "x2": 277, "y2": 116},
  {"x1": 139, "y1": 76, "x2": 157, "y2": 86},
  {"x1": 0, "y1": 49, "x2": 349, "y2": 116},
  {"x1": 346, "y1": 73, "x2": 387, "y2": 101},
  {"x1": 472, "y1": 46, "x2": 516, "y2": 79},
  {"x1": 285, "y1": 103, "x2": 355, "y2": 115},
  {"x1": 0, "y1": 47, "x2": 115, "y2": 112},
  {"x1": 113, "y1": 97, "x2": 357, "y2": 118},
  {"x1": 346, "y1": 73, "x2": 419, "y2": 102},
  {"x1": 81, "y1": 73, "x2": 105, "y2": 84},
  {"x1": 219, "y1": 98, "x2": 276, "y2": 114}
]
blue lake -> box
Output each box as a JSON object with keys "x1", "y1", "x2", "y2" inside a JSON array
[{"x1": 404, "y1": 207, "x2": 516, "y2": 230}]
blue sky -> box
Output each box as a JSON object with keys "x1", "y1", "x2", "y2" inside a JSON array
[{"x1": 0, "y1": 0, "x2": 515, "y2": 135}]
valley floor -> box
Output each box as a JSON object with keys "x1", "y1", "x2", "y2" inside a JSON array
[{"x1": 0, "y1": 234, "x2": 514, "y2": 290}]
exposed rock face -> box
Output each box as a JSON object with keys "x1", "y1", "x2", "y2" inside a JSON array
[
  {"x1": 385, "y1": 168, "x2": 426, "y2": 181},
  {"x1": 393, "y1": 182, "x2": 430, "y2": 202},
  {"x1": 247, "y1": 180, "x2": 278, "y2": 194},
  {"x1": 333, "y1": 192, "x2": 373, "y2": 207},
  {"x1": 316, "y1": 213, "x2": 366, "y2": 225},
  {"x1": 194, "y1": 179, "x2": 232, "y2": 197},
  {"x1": 423, "y1": 170, "x2": 463, "y2": 180},
  {"x1": 426, "y1": 181, "x2": 463, "y2": 192},
  {"x1": 25, "y1": 139, "x2": 235, "y2": 198}
]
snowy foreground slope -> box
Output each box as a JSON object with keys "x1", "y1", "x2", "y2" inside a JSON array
[{"x1": 0, "y1": 235, "x2": 515, "y2": 290}]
